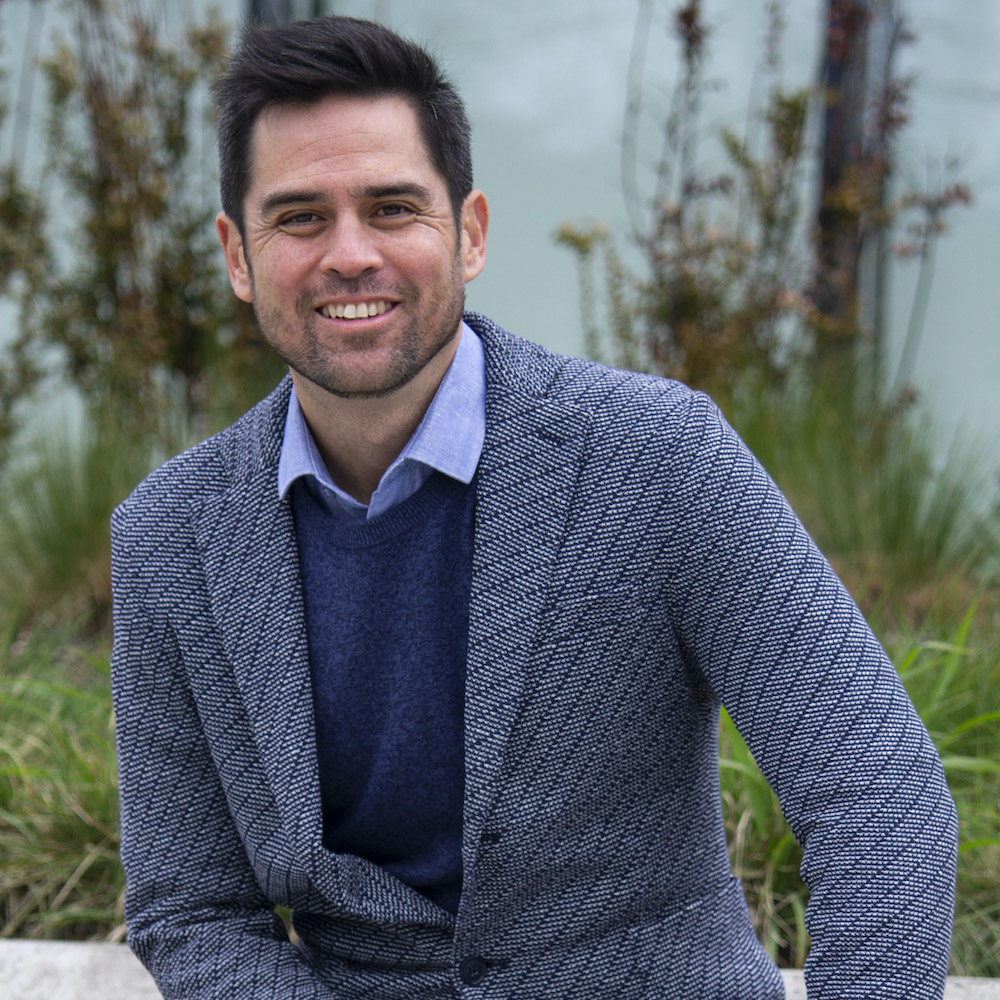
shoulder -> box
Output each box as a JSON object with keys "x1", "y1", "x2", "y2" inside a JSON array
[
  {"x1": 466, "y1": 311, "x2": 730, "y2": 454},
  {"x1": 111, "y1": 377, "x2": 292, "y2": 545}
]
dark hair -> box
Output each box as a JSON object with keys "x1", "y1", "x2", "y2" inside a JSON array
[{"x1": 211, "y1": 16, "x2": 473, "y2": 234}]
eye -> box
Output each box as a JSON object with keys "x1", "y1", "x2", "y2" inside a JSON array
[
  {"x1": 374, "y1": 203, "x2": 414, "y2": 221},
  {"x1": 279, "y1": 211, "x2": 324, "y2": 232}
]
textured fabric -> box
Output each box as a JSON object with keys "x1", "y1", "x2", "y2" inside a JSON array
[
  {"x1": 293, "y1": 471, "x2": 475, "y2": 914},
  {"x1": 111, "y1": 312, "x2": 958, "y2": 1000},
  {"x1": 277, "y1": 321, "x2": 485, "y2": 519}
]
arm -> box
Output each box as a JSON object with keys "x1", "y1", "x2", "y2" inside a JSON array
[
  {"x1": 111, "y1": 508, "x2": 337, "y2": 1000},
  {"x1": 667, "y1": 396, "x2": 957, "y2": 999}
]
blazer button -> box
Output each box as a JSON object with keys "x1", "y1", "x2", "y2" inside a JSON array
[{"x1": 459, "y1": 955, "x2": 488, "y2": 985}]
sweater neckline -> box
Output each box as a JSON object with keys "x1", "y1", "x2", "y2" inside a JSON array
[{"x1": 292, "y1": 471, "x2": 473, "y2": 549}]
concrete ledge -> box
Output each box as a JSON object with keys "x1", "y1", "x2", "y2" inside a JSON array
[
  {"x1": 1, "y1": 940, "x2": 997, "y2": 998},
  {"x1": 1, "y1": 941, "x2": 160, "y2": 1000}
]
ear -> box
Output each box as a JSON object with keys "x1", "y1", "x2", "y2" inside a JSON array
[
  {"x1": 216, "y1": 212, "x2": 253, "y2": 303},
  {"x1": 459, "y1": 190, "x2": 488, "y2": 283}
]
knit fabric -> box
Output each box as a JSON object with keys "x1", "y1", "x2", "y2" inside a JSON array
[
  {"x1": 292, "y1": 472, "x2": 475, "y2": 914},
  {"x1": 110, "y1": 313, "x2": 957, "y2": 1000}
]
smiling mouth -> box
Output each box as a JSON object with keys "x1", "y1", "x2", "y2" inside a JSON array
[{"x1": 318, "y1": 300, "x2": 393, "y2": 320}]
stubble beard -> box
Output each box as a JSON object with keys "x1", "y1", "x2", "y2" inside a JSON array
[{"x1": 250, "y1": 260, "x2": 466, "y2": 401}]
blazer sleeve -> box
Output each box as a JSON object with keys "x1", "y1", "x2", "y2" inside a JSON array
[
  {"x1": 663, "y1": 394, "x2": 957, "y2": 1000},
  {"x1": 110, "y1": 505, "x2": 338, "y2": 1000}
]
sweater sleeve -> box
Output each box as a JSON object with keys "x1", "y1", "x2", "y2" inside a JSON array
[
  {"x1": 110, "y1": 505, "x2": 339, "y2": 1000},
  {"x1": 664, "y1": 394, "x2": 957, "y2": 1000}
]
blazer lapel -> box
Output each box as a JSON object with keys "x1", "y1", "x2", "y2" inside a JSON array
[
  {"x1": 187, "y1": 384, "x2": 327, "y2": 870},
  {"x1": 191, "y1": 462, "x2": 326, "y2": 859},
  {"x1": 463, "y1": 346, "x2": 590, "y2": 852}
]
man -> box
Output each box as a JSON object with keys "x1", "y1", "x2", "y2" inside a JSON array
[{"x1": 110, "y1": 15, "x2": 957, "y2": 1000}]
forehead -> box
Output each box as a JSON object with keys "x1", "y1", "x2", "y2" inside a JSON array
[{"x1": 247, "y1": 93, "x2": 440, "y2": 201}]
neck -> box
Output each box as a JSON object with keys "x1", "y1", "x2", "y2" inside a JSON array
[{"x1": 291, "y1": 336, "x2": 459, "y2": 504}]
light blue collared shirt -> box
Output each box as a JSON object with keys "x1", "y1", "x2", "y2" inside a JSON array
[{"x1": 277, "y1": 322, "x2": 486, "y2": 520}]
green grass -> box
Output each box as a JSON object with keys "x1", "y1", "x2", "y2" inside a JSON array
[
  {"x1": 0, "y1": 414, "x2": 155, "y2": 632},
  {"x1": 894, "y1": 604, "x2": 1000, "y2": 976},
  {"x1": 720, "y1": 711, "x2": 809, "y2": 967},
  {"x1": 729, "y1": 383, "x2": 995, "y2": 599},
  {"x1": 0, "y1": 624, "x2": 123, "y2": 941}
]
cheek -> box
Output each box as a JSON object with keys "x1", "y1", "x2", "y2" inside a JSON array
[
  {"x1": 251, "y1": 248, "x2": 318, "y2": 295},
  {"x1": 404, "y1": 240, "x2": 465, "y2": 286}
]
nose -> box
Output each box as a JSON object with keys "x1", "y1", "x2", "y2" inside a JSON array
[{"x1": 319, "y1": 217, "x2": 383, "y2": 278}]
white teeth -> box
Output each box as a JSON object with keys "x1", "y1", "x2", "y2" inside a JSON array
[{"x1": 321, "y1": 301, "x2": 389, "y2": 320}]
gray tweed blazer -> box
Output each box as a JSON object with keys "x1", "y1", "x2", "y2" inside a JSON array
[{"x1": 111, "y1": 313, "x2": 957, "y2": 1000}]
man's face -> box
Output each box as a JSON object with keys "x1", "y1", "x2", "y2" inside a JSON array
[{"x1": 217, "y1": 93, "x2": 487, "y2": 400}]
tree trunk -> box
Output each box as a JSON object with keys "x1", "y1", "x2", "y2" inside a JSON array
[{"x1": 813, "y1": 0, "x2": 871, "y2": 393}]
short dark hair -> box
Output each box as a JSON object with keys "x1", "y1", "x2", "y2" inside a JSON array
[{"x1": 211, "y1": 16, "x2": 473, "y2": 235}]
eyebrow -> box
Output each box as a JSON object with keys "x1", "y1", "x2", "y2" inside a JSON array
[
  {"x1": 258, "y1": 190, "x2": 325, "y2": 217},
  {"x1": 362, "y1": 183, "x2": 434, "y2": 203},
  {"x1": 258, "y1": 183, "x2": 435, "y2": 219}
]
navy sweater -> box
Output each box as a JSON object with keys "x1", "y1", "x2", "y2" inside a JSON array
[{"x1": 292, "y1": 472, "x2": 475, "y2": 914}]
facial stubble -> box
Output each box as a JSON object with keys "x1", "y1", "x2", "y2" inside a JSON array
[{"x1": 247, "y1": 245, "x2": 466, "y2": 401}]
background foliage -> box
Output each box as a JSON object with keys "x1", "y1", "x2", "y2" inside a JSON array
[{"x1": 0, "y1": 0, "x2": 282, "y2": 463}]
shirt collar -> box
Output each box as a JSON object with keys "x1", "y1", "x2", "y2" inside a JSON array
[{"x1": 277, "y1": 321, "x2": 486, "y2": 518}]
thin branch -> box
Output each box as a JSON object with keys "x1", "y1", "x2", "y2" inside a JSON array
[
  {"x1": 621, "y1": 0, "x2": 656, "y2": 241},
  {"x1": 890, "y1": 214, "x2": 935, "y2": 399}
]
